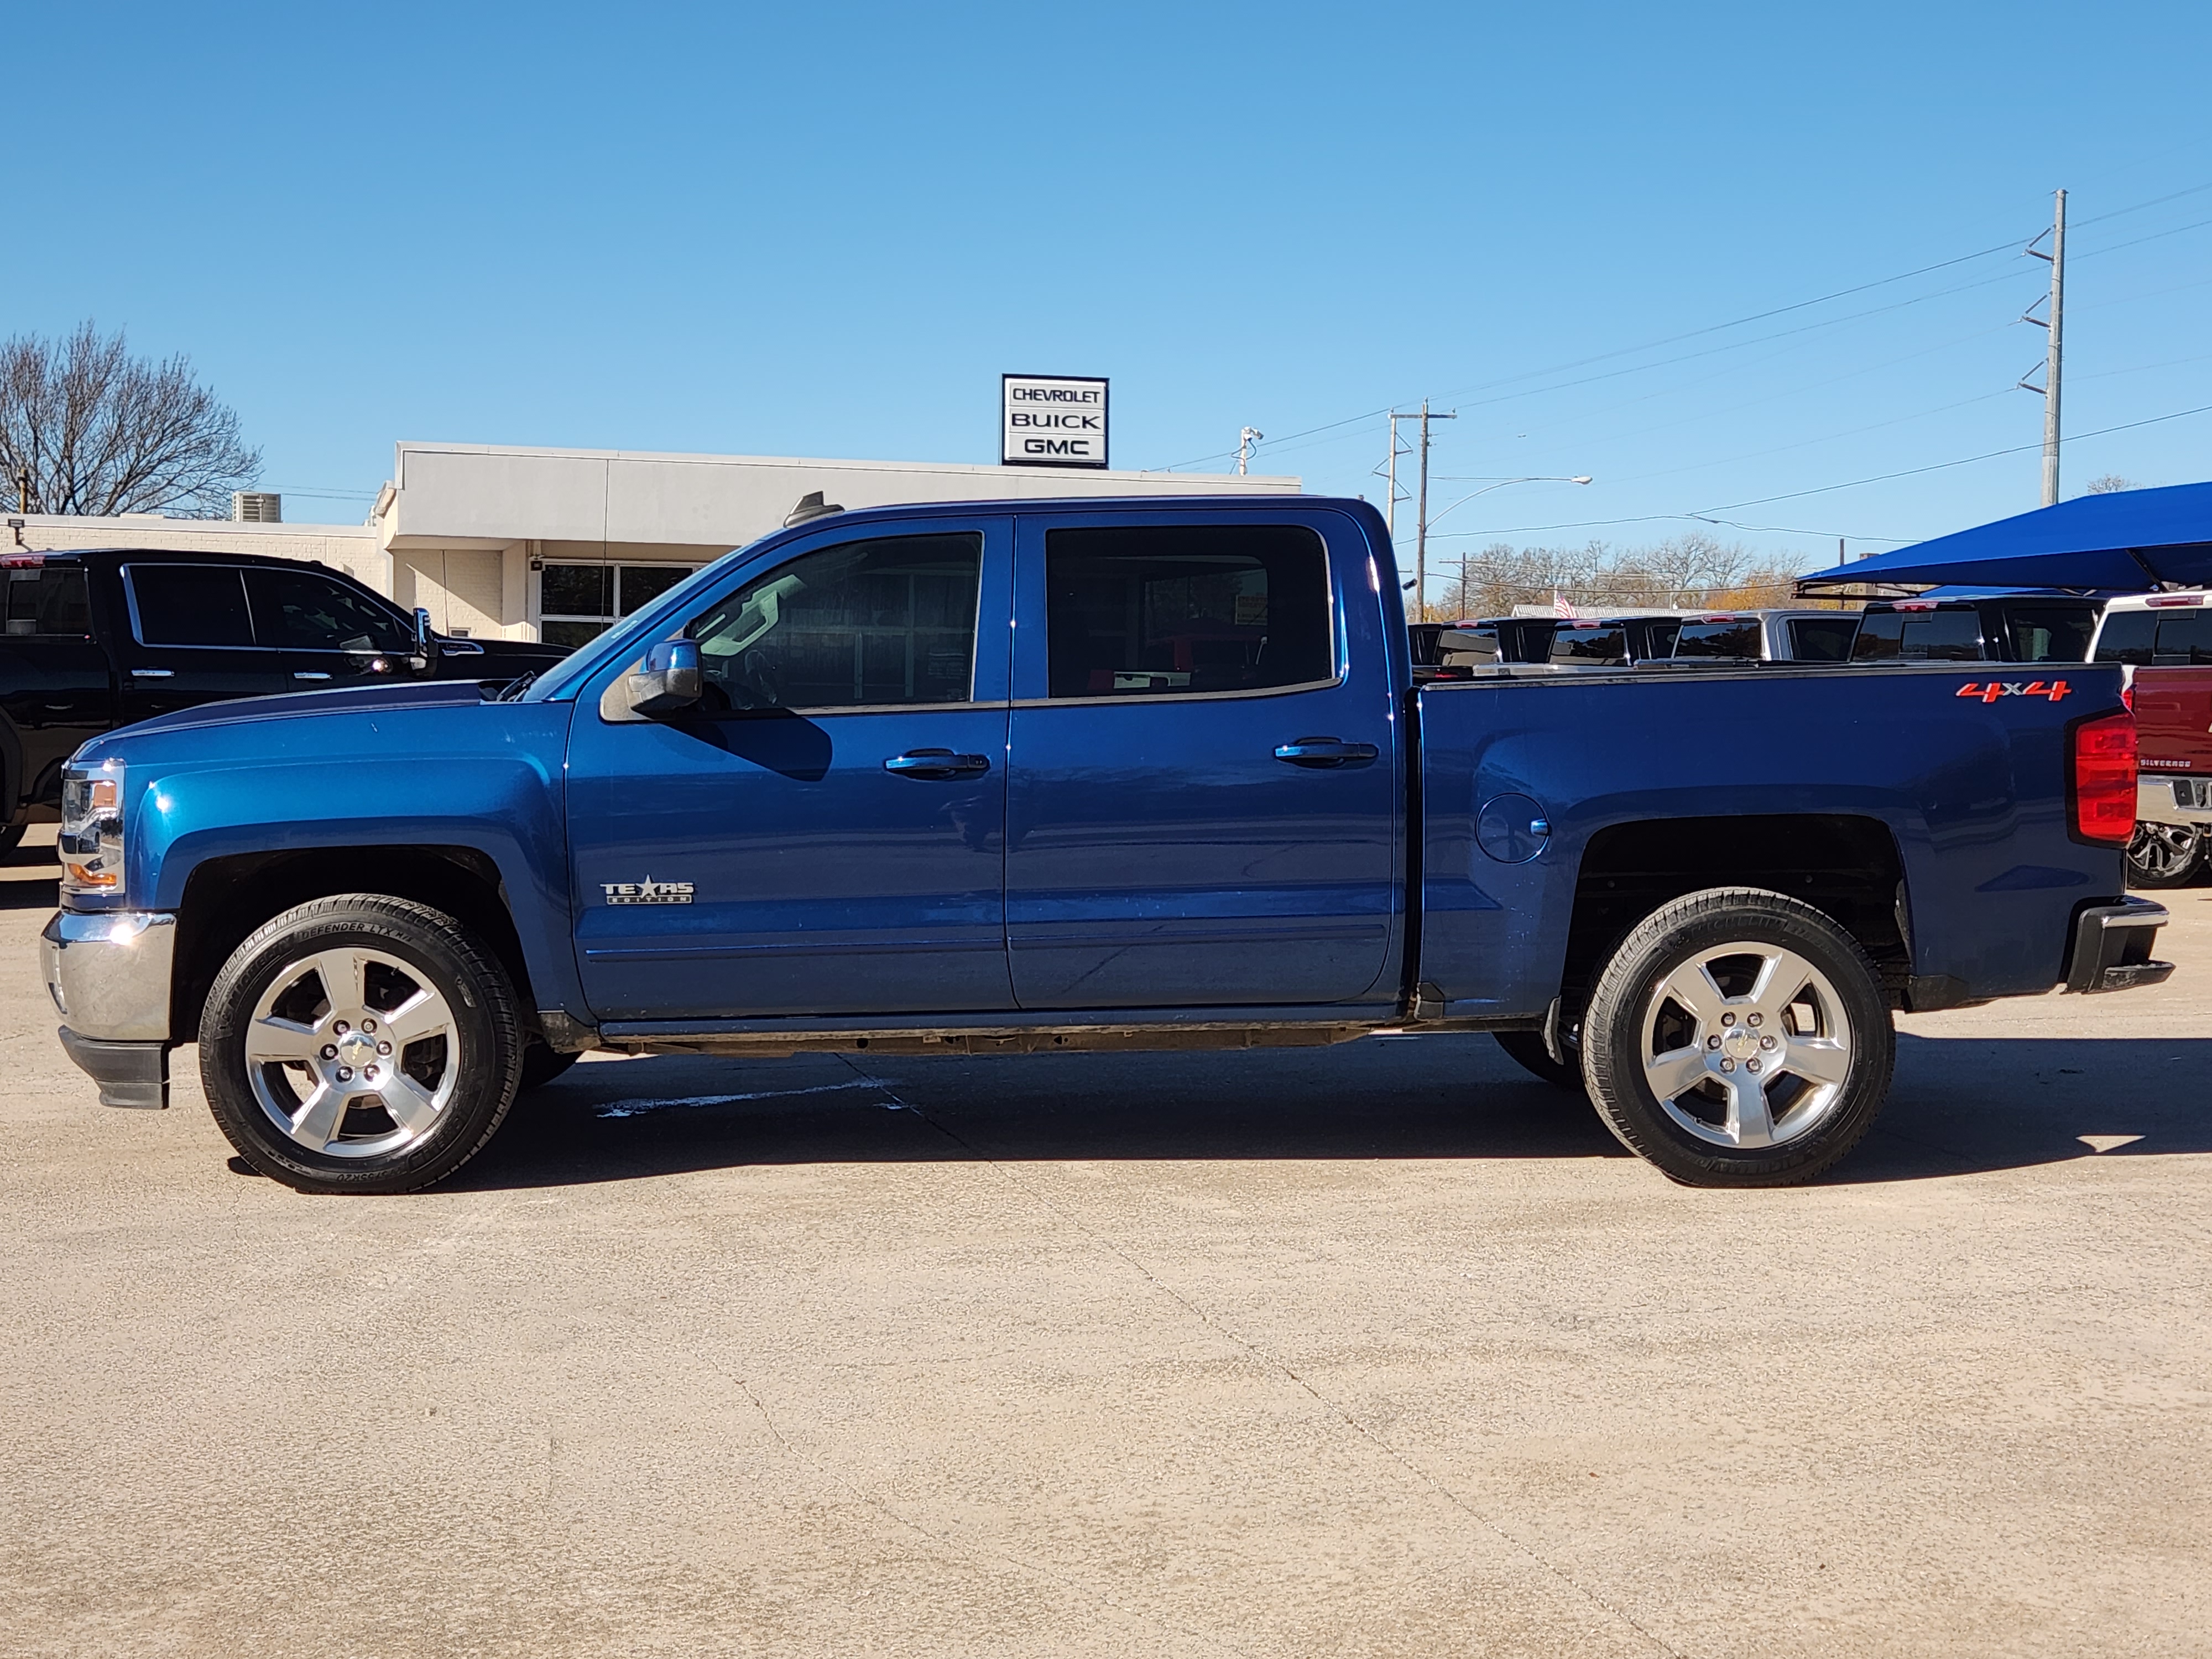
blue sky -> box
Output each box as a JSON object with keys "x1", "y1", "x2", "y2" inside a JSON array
[{"x1": 10, "y1": 1, "x2": 2210, "y2": 572}]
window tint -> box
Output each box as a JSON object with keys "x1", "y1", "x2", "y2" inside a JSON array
[
  {"x1": 688, "y1": 533, "x2": 980, "y2": 710},
  {"x1": 1788, "y1": 615, "x2": 1859, "y2": 662},
  {"x1": 1551, "y1": 623, "x2": 1627, "y2": 664},
  {"x1": 1044, "y1": 524, "x2": 1332, "y2": 699},
  {"x1": 2155, "y1": 608, "x2": 2212, "y2": 664},
  {"x1": 1504, "y1": 619, "x2": 1558, "y2": 662},
  {"x1": 248, "y1": 568, "x2": 410, "y2": 653},
  {"x1": 1850, "y1": 608, "x2": 1983, "y2": 662},
  {"x1": 4, "y1": 567, "x2": 91, "y2": 637},
  {"x1": 1438, "y1": 623, "x2": 1504, "y2": 669},
  {"x1": 2003, "y1": 606, "x2": 2094, "y2": 662},
  {"x1": 1672, "y1": 620, "x2": 1761, "y2": 660},
  {"x1": 129, "y1": 566, "x2": 254, "y2": 647},
  {"x1": 2094, "y1": 609, "x2": 2155, "y2": 664}
]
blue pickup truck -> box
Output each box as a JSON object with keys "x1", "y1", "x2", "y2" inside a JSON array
[{"x1": 40, "y1": 495, "x2": 2171, "y2": 1194}]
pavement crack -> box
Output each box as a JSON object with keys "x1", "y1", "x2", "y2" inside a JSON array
[
  {"x1": 702, "y1": 1343, "x2": 1250, "y2": 1659},
  {"x1": 849, "y1": 1057, "x2": 1685, "y2": 1659}
]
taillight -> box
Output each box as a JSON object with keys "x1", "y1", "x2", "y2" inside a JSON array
[{"x1": 2071, "y1": 711, "x2": 2137, "y2": 844}]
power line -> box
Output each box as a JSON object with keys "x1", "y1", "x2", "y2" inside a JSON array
[
  {"x1": 1694, "y1": 398, "x2": 2212, "y2": 515},
  {"x1": 1428, "y1": 399, "x2": 2212, "y2": 542}
]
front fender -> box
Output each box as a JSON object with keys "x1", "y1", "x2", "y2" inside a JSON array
[{"x1": 121, "y1": 701, "x2": 583, "y2": 1017}]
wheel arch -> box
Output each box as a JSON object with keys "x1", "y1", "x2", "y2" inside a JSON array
[
  {"x1": 1561, "y1": 813, "x2": 1911, "y2": 1015},
  {"x1": 170, "y1": 846, "x2": 540, "y2": 1044}
]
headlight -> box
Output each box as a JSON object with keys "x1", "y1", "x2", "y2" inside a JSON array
[{"x1": 59, "y1": 759, "x2": 126, "y2": 901}]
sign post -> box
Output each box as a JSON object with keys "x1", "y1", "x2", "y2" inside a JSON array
[{"x1": 1002, "y1": 374, "x2": 1109, "y2": 468}]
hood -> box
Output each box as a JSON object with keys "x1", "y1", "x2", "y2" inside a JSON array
[{"x1": 88, "y1": 679, "x2": 488, "y2": 751}]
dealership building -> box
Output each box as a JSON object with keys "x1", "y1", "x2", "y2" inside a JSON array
[{"x1": 12, "y1": 440, "x2": 1301, "y2": 647}]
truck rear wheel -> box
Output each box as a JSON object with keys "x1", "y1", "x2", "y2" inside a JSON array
[
  {"x1": 199, "y1": 895, "x2": 524, "y2": 1194},
  {"x1": 1581, "y1": 888, "x2": 1893, "y2": 1187},
  {"x1": 2125, "y1": 822, "x2": 2205, "y2": 889}
]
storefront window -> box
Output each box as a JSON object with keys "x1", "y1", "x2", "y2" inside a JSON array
[{"x1": 540, "y1": 562, "x2": 697, "y2": 649}]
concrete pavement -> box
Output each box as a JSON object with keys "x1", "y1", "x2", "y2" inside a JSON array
[{"x1": 3, "y1": 825, "x2": 2206, "y2": 1657}]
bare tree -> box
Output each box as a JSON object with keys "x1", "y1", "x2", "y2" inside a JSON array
[
  {"x1": 2083, "y1": 474, "x2": 2136, "y2": 494},
  {"x1": 1438, "y1": 532, "x2": 1804, "y2": 618},
  {"x1": 0, "y1": 321, "x2": 260, "y2": 518}
]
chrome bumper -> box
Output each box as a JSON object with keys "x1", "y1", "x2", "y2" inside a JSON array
[
  {"x1": 2137, "y1": 776, "x2": 2212, "y2": 827},
  {"x1": 41, "y1": 910, "x2": 177, "y2": 1108},
  {"x1": 2062, "y1": 898, "x2": 2174, "y2": 994}
]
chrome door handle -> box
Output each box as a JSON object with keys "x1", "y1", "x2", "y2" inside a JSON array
[
  {"x1": 292, "y1": 672, "x2": 332, "y2": 682},
  {"x1": 130, "y1": 667, "x2": 175, "y2": 679},
  {"x1": 884, "y1": 749, "x2": 992, "y2": 779},
  {"x1": 1274, "y1": 737, "x2": 1379, "y2": 768}
]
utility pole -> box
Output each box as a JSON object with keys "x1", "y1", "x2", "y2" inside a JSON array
[
  {"x1": 2025, "y1": 188, "x2": 2067, "y2": 507},
  {"x1": 1389, "y1": 400, "x2": 1455, "y2": 619},
  {"x1": 1237, "y1": 426, "x2": 1264, "y2": 476}
]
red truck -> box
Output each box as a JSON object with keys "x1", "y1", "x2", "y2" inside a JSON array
[{"x1": 2090, "y1": 593, "x2": 2212, "y2": 885}]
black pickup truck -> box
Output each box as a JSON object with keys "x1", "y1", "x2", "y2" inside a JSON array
[{"x1": 2, "y1": 546, "x2": 566, "y2": 854}]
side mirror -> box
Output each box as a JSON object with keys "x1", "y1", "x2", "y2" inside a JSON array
[
  {"x1": 411, "y1": 606, "x2": 437, "y2": 670},
  {"x1": 620, "y1": 639, "x2": 703, "y2": 717}
]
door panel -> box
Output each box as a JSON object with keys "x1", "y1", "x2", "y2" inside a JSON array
[
  {"x1": 1005, "y1": 512, "x2": 1400, "y2": 1010},
  {"x1": 566, "y1": 518, "x2": 1015, "y2": 1022},
  {"x1": 113, "y1": 565, "x2": 282, "y2": 721}
]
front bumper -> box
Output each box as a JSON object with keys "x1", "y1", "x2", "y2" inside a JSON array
[
  {"x1": 2063, "y1": 898, "x2": 2174, "y2": 994},
  {"x1": 41, "y1": 910, "x2": 177, "y2": 1109},
  {"x1": 2136, "y1": 775, "x2": 2212, "y2": 827}
]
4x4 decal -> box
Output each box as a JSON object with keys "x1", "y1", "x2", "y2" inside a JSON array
[{"x1": 1956, "y1": 680, "x2": 2072, "y2": 703}]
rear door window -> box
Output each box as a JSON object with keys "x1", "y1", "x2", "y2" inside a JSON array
[
  {"x1": 127, "y1": 566, "x2": 255, "y2": 646},
  {"x1": 1551, "y1": 623, "x2": 1627, "y2": 664},
  {"x1": 2002, "y1": 606, "x2": 2095, "y2": 662},
  {"x1": 1672, "y1": 620, "x2": 1761, "y2": 660},
  {"x1": 1851, "y1": 608, "x2": 1983, "y2": 661},
  {"x1": 1044, "y1": 524, "x2": 1332, "y2": 698},
  {"x1": 2094, "y1": 609, "x2": 2155, "y2": 664},
  {"x1": 4, "y1": 566, "x2": 91, "y2": 636},
  {"x1": 2154, "y1": 608, "x2": 2212, "y2": 664},
  {"x1": 1788, "y1": 615, "x2": 1859, "y2": 661}
]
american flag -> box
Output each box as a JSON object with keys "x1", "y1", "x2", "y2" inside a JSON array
[{"x1": 1552, "y1": 590, "x2": 1578, "y2": 618}]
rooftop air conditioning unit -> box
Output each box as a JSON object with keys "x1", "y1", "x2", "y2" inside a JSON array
[{"x1": 232, "y1": 492, "x2": 283, "y2": 523}]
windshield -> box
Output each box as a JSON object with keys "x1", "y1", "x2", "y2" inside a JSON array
[{"x1": 516, "y1": 538, "x2": 770, "y2": 701}]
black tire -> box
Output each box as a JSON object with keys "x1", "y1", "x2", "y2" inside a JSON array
[
  {"x1": 519, "y1": 1042, "x2": 582, "y2": 1092},
  {"x1": 199, "y1": 895, "x2": 523, "y2": 1194},
  {"x1": 0, "y1": 822, "x2": 26, "y2": 861},
  {"x1": 1493, "y1": 1029, "x2": 1585, "y2": 1093},
  {"x1": 1581, "y1": 887, "x2": 1894, "y2": 1187},
  {"x1": 2125, "y1": 821, "x2": 2205, "y2": 889}
]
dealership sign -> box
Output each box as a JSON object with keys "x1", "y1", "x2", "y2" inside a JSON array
[{"x1": 1003, "y1": 374, "x2": 1109, "y2": 468}]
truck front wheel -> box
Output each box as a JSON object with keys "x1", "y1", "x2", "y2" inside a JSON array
[
  {"x1": 199, "y1": 896, "x2": 524, "y2": 1194},
  {"x1": 1581, "y1": 888, "x2": 1893, "y2": 1187}
]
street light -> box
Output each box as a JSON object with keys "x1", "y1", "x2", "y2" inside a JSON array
[{"x1": 1404, "y1": 476, "x2": 1593, "y2": 613}]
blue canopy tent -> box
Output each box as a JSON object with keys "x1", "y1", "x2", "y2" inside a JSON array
[{"x1": 1796, "y1": 480, "x2": 2212, "y2": 594}]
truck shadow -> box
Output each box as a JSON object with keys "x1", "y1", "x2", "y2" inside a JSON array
[
  {"x1": 0, "y1": 839, "x2": 59, "y2": 910},
  {"x1": 453, "y1": 1031, "x2": 2212, "y2": 1191}
]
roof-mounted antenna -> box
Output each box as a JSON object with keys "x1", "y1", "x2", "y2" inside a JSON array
[{"x1": 784, "y1": 491, "x2": 845, "y2": 528}]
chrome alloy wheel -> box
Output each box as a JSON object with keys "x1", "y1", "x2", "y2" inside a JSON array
[
  {"x1": 243, "y1": 947, "x2": 461, "y2": 1158},
  {"x1": 1640, "y1": 942, "x2": 1854, "y2": 1150},
  {"x1": 2127, "y1": 822, "x2": 2200, "y2": 880}
]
